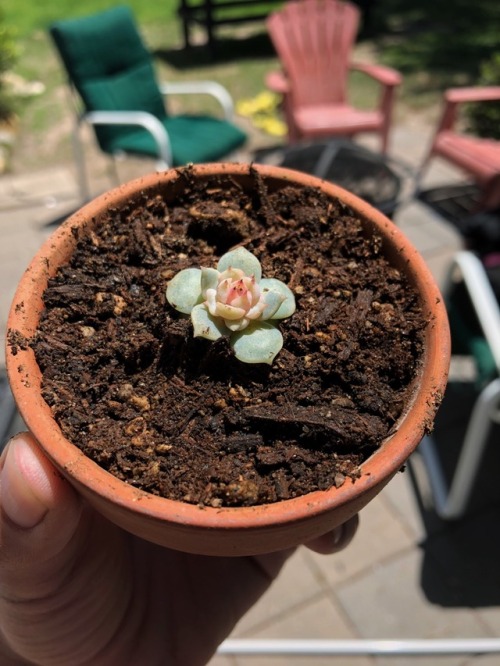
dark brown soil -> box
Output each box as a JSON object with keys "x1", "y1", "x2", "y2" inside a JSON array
[{"x1": 31, "y1": 166, "x2": 426, "y2": 507}]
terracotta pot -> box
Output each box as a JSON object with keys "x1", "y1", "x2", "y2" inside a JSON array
[{"x1": 5, "y1": 163, "x2": 450, "y2": 556}]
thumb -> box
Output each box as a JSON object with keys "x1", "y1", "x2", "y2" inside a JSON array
[
  {"x1": 0, "y1": 435, "x2": 130, "y2": 665},
  {"x1": 2, "y1": 432, "x2": 60, "y2": 528},
  {"x1": 0, "y1": 432, "x2": 82, "y2": 569}
]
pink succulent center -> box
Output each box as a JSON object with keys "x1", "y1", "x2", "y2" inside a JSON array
[
  {"x1": 224, "y1": 277, "x2": 256, "y2": 309},
  {"x1": 205, "y1": 268, "x2": 267, "y2": 328}
]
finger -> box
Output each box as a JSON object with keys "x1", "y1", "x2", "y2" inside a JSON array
[
  {"x1": 304, "y1": 514, "x2": 359, "y2": 555},
  {"x1": 0, "y1": 432, "x2": 82, "y2": 577}
]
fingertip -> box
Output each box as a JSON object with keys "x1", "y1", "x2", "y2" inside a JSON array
[{"x1": 1, "y1": 433, "x2": 73, "y2": 529}]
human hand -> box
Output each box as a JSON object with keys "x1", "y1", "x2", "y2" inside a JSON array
[{"x1": 0, "y1": 433, "x2": 358, "y2": 666}]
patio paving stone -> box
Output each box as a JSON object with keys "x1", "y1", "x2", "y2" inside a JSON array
[
  {"x1": 334, "y1": 548, "x2": 491, "y2": 641},
  {"x1": 303, "y1": 493, "x2": 415, "y2": 586},
  {"x1": 232, "y1": 548, "x2": 324, "y2": 636}
]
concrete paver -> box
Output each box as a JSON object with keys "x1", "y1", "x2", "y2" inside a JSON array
[
  {"x1": 208, "y1": 656, "x2": 237, "y2": 666},
  {"x1": 0, "y1": 166, "x2": 81, "y2": 366},
  {"x1": 476, "y1": 605, "x2": 500, "y2": 640},
  {"x1": 377, "y1": 464, "x2": 428, "y2": 542},
  {"x1": 304, "y1": 493, "x2": 415, "y2": 586},
  {"x1": 335, "y1": 547, "x2": 490, "y2": 639},
  {"x1": 232, "y1": 549, "x2": 324, "y2": 636},
  {"x1": 419, "y1": 507, "x2": 500, "y2": 612}
]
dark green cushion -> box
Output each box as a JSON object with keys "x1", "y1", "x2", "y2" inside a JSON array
[
  {"x1": 106, "y1": 115, "x2": 247, "y2": 165},
  {"x1": 81, "y1": 62, "x2": 163, "y2": 116},
  {"x1": 80, "y1": 62, "x2": 166, "y2": 151}
]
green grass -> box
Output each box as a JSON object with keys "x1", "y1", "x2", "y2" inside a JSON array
[{"x1": 2, "y1": 0, "x2": 178, "y2": 37}]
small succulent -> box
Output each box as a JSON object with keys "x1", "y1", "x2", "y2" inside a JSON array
[{"x1": 166, "y1": 247, "x2": 295, "y2": 364}]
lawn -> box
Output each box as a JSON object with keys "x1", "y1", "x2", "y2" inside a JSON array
[
  {"x1": 2, "y1": 1, "x2": 178, "y2": 36},
  {"x1": 2, "y1": 0, "x2": 499, "y2": 173}
]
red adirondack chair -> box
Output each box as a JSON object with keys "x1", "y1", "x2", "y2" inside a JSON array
[
  {"x1": 265, "y1": 0, "x2": 402, "y2": 152},
  {"x1": 420, "y1": 86, "x2": 500, "y2": 212}
]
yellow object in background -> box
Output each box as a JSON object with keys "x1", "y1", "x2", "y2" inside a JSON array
[{"x1": 236, "y1": 91, "x2": 287, "y2": 137}]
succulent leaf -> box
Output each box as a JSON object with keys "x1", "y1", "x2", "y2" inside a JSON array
[
  {"x1": 215, "y1": 302, "x2": 247, "y2": 321},
  {"x1": 231, "y1": 321, "x2": 284, "y2": 365},
  {"x1": 225, "y1": 317, "x2": 250, "y2": 332},
  {"x1": 191, "y1": 304, "x2": 229, "y2": 340},
  {"x1": 217, "y1": 247, "x2": 262, "y2": 282},
  {"x1": 200, "y1": 267, "x2": 220, "y2": 295},
  {"x1": 166, "y1": 268, "x2": 202, "y2": 314},
  {"x1": 259, "y1": 289, "x2": 285, "y2": 320},
  {"x1": 259, "y1": 278, "x2": 296, "y2": 319}
]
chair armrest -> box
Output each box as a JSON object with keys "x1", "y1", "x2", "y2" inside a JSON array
[
  {"x1": 350, "y1": 62, "x2": 402, "y2": 87},
  {"x1": 436, "y1": 86, "x2": 500, "y2": 134},
  {"x1": 265, "y1": 71, "x2": 291, "y2": 95},
  {"x1": 445, "y1": 86, "x2": 500, "y2": 105},
  {"x1": 158, "y1": 81, "x2": 235, "y2": 121},
  {"x1": 447, "y1": 251, "x2": 500, "y2": 374},
  {"x1": 83, "y1": 110, "x2": 172, "y2": 168}
]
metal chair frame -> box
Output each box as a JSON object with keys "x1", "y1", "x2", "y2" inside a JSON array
[{"x1": 218, "y1": 637, "x2": 500, "y2": 657}]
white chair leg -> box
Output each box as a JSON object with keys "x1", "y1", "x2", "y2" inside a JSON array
[
  {"x1": 109, "y1": 155, "x2": 122, "y2": 188},
  {"x1": 72, "y1": 126, "x2": 91, "y2": 203}
]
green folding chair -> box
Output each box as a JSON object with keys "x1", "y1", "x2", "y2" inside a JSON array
[{"x1": 50, "y1": 5, "x2": 247, "y2": 200}]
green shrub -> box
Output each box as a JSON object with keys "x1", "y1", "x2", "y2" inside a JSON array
[
  {"x1": 466, "y1": 53, "x2": 500, "y2": 140},
  {"x1": 0, "y1": 10, "x2": 19, "y2": 121}
]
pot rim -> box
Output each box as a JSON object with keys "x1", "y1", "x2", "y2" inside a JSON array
[{"x1": 5, "y1": 162, "x2": 450, "y2": 532}]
